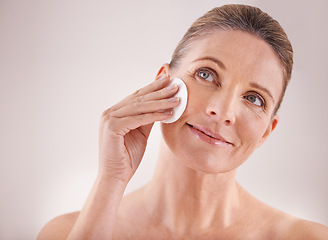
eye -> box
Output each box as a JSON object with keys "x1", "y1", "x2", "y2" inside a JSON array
[
  {"x1": 196, "y1": 68, "x2": 216, "y2": 83},
  {"x1": 245, "y1": 93, "x2": 265, "y2": 107}
]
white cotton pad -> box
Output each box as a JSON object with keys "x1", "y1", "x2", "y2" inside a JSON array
[{"x1": 161, "y1": 78, "x2": 188, "y2": 124}]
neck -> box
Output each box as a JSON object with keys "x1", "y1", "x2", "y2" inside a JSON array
[{"x1": 143, "y1": 139, "x2": 244, "y2": 234}]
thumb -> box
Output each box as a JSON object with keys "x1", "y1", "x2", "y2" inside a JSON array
[{"x1": 140, "y1": 123, "x2": 154, "y2": 140}]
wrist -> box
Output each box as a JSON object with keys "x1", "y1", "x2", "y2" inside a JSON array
[{"x1": 95, "y1": 173, "x2": 129, "y2": 192}]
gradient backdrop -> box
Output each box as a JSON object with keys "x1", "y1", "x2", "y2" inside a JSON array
[{"x1": 1, "y1": 0, "x2": 327, "y2": 239}]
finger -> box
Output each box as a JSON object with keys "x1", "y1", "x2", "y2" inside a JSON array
[
  {"x1": 109, "y1": 80, "x2": 178, "y2": 118},
  {"x1": 109, "y1": 111, "x2": 173, "y2": 135},
  {"x1": 111, "y1": 82, "x2": 178, "y2": 117},
  {"x1": 134, "y1": 74, "x2": 170, "y2": 96},
  {"x1": 127, "y1": 122, "x2": 154, "y2": 143},
  {"x1": 134, "y1": 82, "x2": 179, "y2": 103},
  {"x1": 112, "y1": 97, "x2": 180, "y2": 118},
  {"x1": 109, "y1": 75, "x2": 170, "y2": 112},
  {"x1": 138, "y1": 123, "x2": 154, "y2": 140}
]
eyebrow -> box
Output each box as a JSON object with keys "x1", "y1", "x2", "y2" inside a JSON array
[
  {"x1": 192, "y1": 56, "x2": 227, "y2": 70},
  {"x1": 250, "y1": 82, "x2": 274, "y2": 102}
]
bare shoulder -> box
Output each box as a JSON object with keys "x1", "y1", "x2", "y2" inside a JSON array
[
  {"x1": 281, "y1": 218, "x2": 328, "y2": 240},
  {"x1": 242, "y1": 191, "x2": 328, "y2": 240},
  {"x1": 36, "y1": 211, "x2": 80, "y2": 240},
  {"x1": 262, "y1": 204, "x2": 328, "y2": 240}
]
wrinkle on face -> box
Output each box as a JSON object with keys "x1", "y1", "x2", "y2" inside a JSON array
[{"x1": 162, "y1": 30, "x2": 283, "y2": 173}]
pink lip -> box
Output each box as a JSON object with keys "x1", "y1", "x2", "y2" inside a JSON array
[{"x1": 187, "y1": 123, "x2": 233, "y2": 147}]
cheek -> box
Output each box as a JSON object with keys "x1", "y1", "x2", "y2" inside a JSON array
[
  {"x1": 183, "y1": 79, "x2": 212, "y2": 115},
  {"x1": 237, "y1": 112, "x2": 270, "y2": 146}
]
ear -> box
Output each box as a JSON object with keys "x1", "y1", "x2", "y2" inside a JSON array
[
  {"x1": 156, "y1": 63, "x2": 170, "y2": 80},
  {"x1": 257, "y1": 114, "x2": 279, "y2": 148}
]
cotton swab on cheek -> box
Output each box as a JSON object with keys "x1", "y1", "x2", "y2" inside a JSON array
[{"x1": 161, "y1": 78, "x2": 188, "y2": 124}]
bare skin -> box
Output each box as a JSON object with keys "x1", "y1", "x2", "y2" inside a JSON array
[{"x1": 37, "y1": 31, "x2": 328, "y2": 240}]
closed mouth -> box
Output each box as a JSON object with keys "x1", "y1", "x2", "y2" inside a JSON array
[{"x1": 187, "y1": 123, "x2": 233, "y2": 146}]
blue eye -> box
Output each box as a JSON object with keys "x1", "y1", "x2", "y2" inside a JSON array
[
  {"x1": 197, "y1": 69, "x2": 215, "y2": 83},
  {"x1": 245, "y1": 93, "x2": 265, "y2": 107}
]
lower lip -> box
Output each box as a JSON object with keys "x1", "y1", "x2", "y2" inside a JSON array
[{"x1": 188, "y1": 125, "x2": 232, "y2": 147}]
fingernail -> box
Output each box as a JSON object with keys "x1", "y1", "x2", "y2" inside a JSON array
[
  {"x1": 158, "y1": 75, "x2": 167, "y2": 81},
  {"x1": 163, "y1": 110, "x2": 173, "y2": 115},
  {"x1": 167, "y1": 84, "x2": 178, "y2": 91},
  {"x1": 168, "y1": 97, "x2": 180, "y2": 102}
]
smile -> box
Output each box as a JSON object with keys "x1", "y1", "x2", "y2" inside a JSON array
[{"x1": 187, "y1": 123, "x2": 233, "y2": 147}]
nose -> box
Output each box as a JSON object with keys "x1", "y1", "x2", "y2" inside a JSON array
[{"x1": 206, "y1": 91, "x2": 237, "y2": 126}]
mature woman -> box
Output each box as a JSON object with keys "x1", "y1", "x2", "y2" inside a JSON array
[{"x1": 38, "y1": 4, "x2": 328, "y2": 239}]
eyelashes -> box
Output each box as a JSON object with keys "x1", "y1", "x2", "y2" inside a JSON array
[
  {"x1": 195, "y1": 68, "x2": 219, "y2": 86},
  {"x1": 244, "y1": 92, "x2": 266, "y2": 108},
  {"x1": 193, "y1": 67, "x2": 267, "y2": 109}
]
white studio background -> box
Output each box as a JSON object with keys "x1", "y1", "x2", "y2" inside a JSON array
[{"x1": 0, "y1": 0, "x2": 327, "y2": 239}]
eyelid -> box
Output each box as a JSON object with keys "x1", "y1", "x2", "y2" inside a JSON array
[
  {"x1": 196, "y1": 67, "x2": 219, "y2": 85},
  {"x1": 246, "y1": 91, "x2": 266, "y2": 108}
]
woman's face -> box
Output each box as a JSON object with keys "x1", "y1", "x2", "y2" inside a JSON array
[{"x1": 160, "y1": 30, "x2": 283, "y2": 173}]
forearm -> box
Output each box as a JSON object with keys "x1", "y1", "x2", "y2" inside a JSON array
[
  {"x1": 67, "y1": 176, "x2": 127, "y2": 240},
  {"x1": 67, "y1": 76, "x2": 174, "y2": 239}
]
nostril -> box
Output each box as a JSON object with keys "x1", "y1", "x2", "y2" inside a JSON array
[{"x1": 210, "y1": 111, "x2": 216, "y2": 116}]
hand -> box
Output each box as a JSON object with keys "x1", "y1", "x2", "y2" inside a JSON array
[{"x1": 98, "y1": 75, "x2": 179, "y2": 184}]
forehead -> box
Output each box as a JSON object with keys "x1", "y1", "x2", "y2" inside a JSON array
[{"x1": 180, "y1": 30, "x2": 284, "y2": 100}]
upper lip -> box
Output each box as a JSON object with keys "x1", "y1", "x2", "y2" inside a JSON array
[{"x1": 187, "y1": 123, "x2": 233, "y2": 145}]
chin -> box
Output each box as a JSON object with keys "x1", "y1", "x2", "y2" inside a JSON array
[{"x1": 160, "y1": 121, "x2": 251, "y2": 174}]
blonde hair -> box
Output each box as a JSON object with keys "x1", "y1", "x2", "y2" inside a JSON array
[{"x1": 170, "y1": 4, "x2": 293, "y2": 113}]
